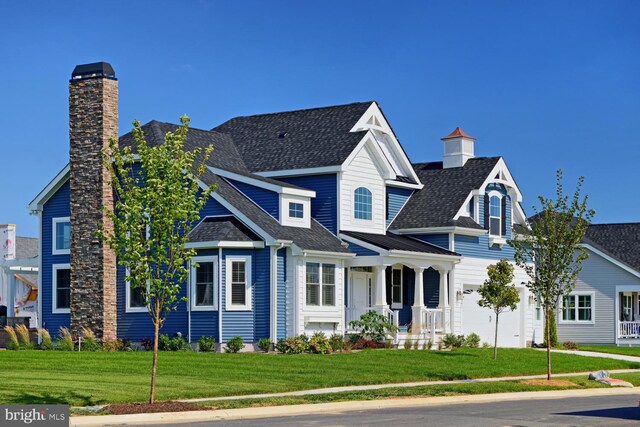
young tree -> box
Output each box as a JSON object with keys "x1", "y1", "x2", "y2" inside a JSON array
[
  {"x1": 510, "y1": 170, "x2": 594, "y2": 380},
  {"x1": 477, "y1": 259, "x2": 520, "y2": 360},
  {"x1": 98, "y1": 116, "x2": 214, "y2": 403}
]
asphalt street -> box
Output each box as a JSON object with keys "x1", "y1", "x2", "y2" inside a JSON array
[{"x1": 168, "y1": 393, "x2": 640, "y2": 427}]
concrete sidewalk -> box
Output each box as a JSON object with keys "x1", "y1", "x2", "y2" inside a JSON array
[
  {"x1": 69, "y1": 387, "x2": 640, "y2": 427},
  {"x1": 549, "y1": 349, "x2": 640, "y2": 363}
]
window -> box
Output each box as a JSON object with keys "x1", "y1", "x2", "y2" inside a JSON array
[
  {"x1": 391, "y1": 268, "x2": 402, "y2": 308},
  {"x1": 288, "y1": 202, "x2": 304, "y2": 219},
  {"x1": 226, "y1": 257, "x2": 251, "y2": 310},
  {"x1": 621, "y1": 294, "x2": 633, "y2": 321},
  {"x1": 305, "y1": 263, "x2": 336, "y2": 307},
  {"x1": 535, "y1": 298, "x2": 542, "y2": 321},
  {"x1": 52, "y1": 217, "x2": 71, "y2": 254},
  {"x1": 191, "y1": 256, "x2": 217, "y2": 310},
  {"x1": 562, "y1": 293, "x2": 593, "y2": 322},
  {"x1": 52, "y1": 264, "x2": 71, "y2": 313},
  {"x1": 125, "y1": 268, "x2": 147, "y2": 312},
  {"x1": 489, "y1": 196, "x2": 501, "y2": 236},
  {"x1": 354, "y1": 187, "x2": 372, "y2": 220}
]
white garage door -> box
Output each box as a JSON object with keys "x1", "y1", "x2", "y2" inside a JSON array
[{"x1": 461, "y1": 286, "x2": 522, "y2": 348}]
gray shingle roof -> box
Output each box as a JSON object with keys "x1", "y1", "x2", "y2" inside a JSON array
[
  {"x1": 16, "y1": 237, "x2": 38, "y2": 259},
  {"x1": 189, "y1": 216, "x2": 262, "y2": 243},
  {"x1": 342, "y1": 231, "x2": 459, "y2": 256},
  {"x1": 390, "y1": 157, "x2": 500, "y2": 230},
  {"x1": 583, "y1": 223, "x2": 640, "y2": 272},
  {"x1": 212, "y1": 102, "x2": 373, "y2": 172}
]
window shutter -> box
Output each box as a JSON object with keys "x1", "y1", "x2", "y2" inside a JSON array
[
  {"x1": 501, "y1": 196, "x2": 507, "y2": 236},
  {"x1": 484, "y1": 195, "x2": 490, "y2": 229},
  {"x1": 385, "y1": 267, "x2": 392, "y2": 306}
]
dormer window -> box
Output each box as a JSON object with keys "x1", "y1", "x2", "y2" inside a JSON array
[
  {"x1": 354, "y1": 187, "x2": 372, "y2": 220},
  {"x1": 289, "y1": 202, "x2": 303, "y2": 219},
  {"x1": 489, "y1": 195, "x2": 501, "y2": 236}
]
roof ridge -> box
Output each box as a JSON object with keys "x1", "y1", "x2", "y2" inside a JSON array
[
  {"x1": 139, "y1": 120, "x2": 231, "y2": 137},
  {"x1": 411, "y1": 156, "x2": 501, "y2": 167},
  {"x1": 223, "y1": 101, "x2": 375, "y2": 121},
  {"x1": 589, "y1": 222, "x2": 640, "y2": 227}
]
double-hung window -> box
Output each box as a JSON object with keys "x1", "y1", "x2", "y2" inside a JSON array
[
  {"x1": 191, "y1": 256, "x2": 217, "y2": 310},
  {"x1": 306, "y1": 263, "x2": 336, "y2": 307},
  {"x1": 489, "y1": 196, "x2": 501, "y2": 236},
  {"x1": 52, "y1": 264, "x2": 71, "y2": 313},
  {"x1": 52, "y1": 217, "x2": 71, "y2": 255},
  {"x1": 561, "y1": 293, "x2": 593, "y2": 322},
  {"x1": 125, "y1": 268, "x2": 147, "y2": 312},
  {"x1": 391, "y1": 268, "x2": 403, "y2": 308},
  {"x1": 226, "y1": 257, "x2": 251, "y2": 310}
]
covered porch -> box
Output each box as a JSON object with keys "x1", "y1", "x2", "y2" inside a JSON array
[
  {"x1": 617, "y1": 289, "x2": 640, "y2": 343},
  {"x1": 340, "y1": 231, "x2": 460, "y2": 342}
]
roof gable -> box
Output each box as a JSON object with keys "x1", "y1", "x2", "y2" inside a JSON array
[{"x1": 583, "y1": 223, "x2": 640, "y2": 272}]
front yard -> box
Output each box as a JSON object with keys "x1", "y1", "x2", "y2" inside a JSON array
[
  {"x1": 1, "y1": 348, "x2": 638, "y2": 406},
  {"x1": 578, "y1": 345, "x2": 640, "y2": 357}
]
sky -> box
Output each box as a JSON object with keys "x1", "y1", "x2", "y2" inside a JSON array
[{"x1": 1, "y1": 1, "x2": 638, "y2": 237}]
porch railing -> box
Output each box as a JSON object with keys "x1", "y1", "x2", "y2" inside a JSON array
[
  {"x1": 618, "y1": 321, "x2": 640, "y2": 339},
  {"x1": 421, "y1": 308, "x2": 444, "y2": 333},
  {"x1": 381, "y1": 306, "x2": 399, "y2": 330}
]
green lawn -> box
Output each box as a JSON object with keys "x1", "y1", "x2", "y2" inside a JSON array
[
  {"x1": 579, "y1": 345, "x2": 640, "y2": 357},
  {"x1": 2, "y1": 348, "x2": 638, "y2": 406}
]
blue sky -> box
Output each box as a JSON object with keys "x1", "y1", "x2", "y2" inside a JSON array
[{"x1": 1, "y1": 1, "x2": 638, "y2": 237}]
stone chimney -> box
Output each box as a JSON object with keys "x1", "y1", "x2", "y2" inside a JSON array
[
  {"x1": 441, "y1": 127, "x2": 475, "y2": 168},
  {"x1": 69, "y1": 62, "x2": 118, "y2": 341}
]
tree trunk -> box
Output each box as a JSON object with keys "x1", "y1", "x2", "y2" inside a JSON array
[
  {"x1": 150, "y1": 320, "x2": 160, "y2": 404},
  {"x1": 546, "y1": 307, "x2": 551, "y2": 381},
  {"x1": 493, "y1": 312, "x2": 499, "y2": 360}
]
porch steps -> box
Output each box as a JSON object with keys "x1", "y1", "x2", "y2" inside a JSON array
[{"x1": 395, "y1": 332, "x2": 443, "y2": 349}]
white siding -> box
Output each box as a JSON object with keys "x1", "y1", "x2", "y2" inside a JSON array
[
  {"x1": 339, "y1": 145, "x2": 386, "y2": 234},
  {"x1": 285, "y1": 248, "x2": 295, "y2": 337},
  {"x1": 557, "y1": 248, "x2": 640, "y2": 345}
]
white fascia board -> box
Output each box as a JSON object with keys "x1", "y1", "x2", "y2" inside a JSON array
[
  {"x1": 338, "y1": 233, "x2": 388, "y2": 256},
  {"x1": 393, "y1": 227, "x2": 487, "y2": 237},
  {"x1": 341, "y1": 132, "x2": 396, "y2": 180},
  {"x1": 384, "y1": 179, "x2": 423, "y2": 190},
  {"x1": 344, "y1": 255, "x2": 386, "y2": 267},
  {"x1": 29, "y1": 164, "x2": 70, "y2": 211},
  {"x1": 186, "y1": 241, "x2": 265, "y2": 249},
  {"x1": 350, "y1": 102, "x2": 422, "y2": 186},
  {"x1": 582, "y1": 244, "x2": 640, "y2": 280},
  {"x1": 255, "y1": 166, "x2": 342, "y2": 178},
  {"x1": 387, "y1": 250, "x2": 461, "y2": 262},
  {"x1": 299, "y1": 249, "x2": 356, "y2": 259},
  {"x1": 209, "y1": 167, "x2": 316, "y2": 197}
]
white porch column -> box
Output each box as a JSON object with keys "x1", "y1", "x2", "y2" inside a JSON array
[
  {"x1": 438, "y1": 269, "x2": 449, "y2": 309},
  {"x1": 448, "y1": 268, "x2": 457, "y2": 334},
  {"x1": 412, "y1": 267, "x2": 425, "y2": 333},
  {"x1": 373, "y1": 265, "x2": 388, "y2": 309}
]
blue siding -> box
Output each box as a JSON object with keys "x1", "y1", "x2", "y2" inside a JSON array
[
  {"x1": 386, "y1": 187, "x2": 413, "y2": 228},
  {"x1": 346, "y1": 241, "x2": 380, "y2": 256},
  {"x1": 278, "y1": 174, "x2": 337, "y2": 234},
  {"x1": 253, "y1": 248, "x2": 270, "y2": 341},
  {"x1": 276, "y1": 249, "x2": 286, "y2": 340},
  {"x1": 412, "y1": 234, "x2": 450, "y2": 250},
  {"x1": 398, "y1": 267, "x2": 414, "y2": 326},
  {"x1": 199, "y1": 195, "x2": 232, "y2": 217},
  {"x1": 424, "y1": 268, "x2": 440, "y2": 308},
  {"x1": 41, "y1": 180, "x2": 71, "y2": 334},
  {"x1": 227, "y1": 179, "x2": 279, "y2": 220},
  {"x1": 454, "y1": 234, "x2": 516, "y2": 260},
  {"x1": 190, "y1": 249, "x2": 220, "y2": 342}
]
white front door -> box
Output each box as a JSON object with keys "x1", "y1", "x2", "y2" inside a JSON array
[{"x1": 350, "y1": 272, "x2": 373, "y2": 323}]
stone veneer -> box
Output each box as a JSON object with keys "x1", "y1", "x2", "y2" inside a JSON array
[{"x1": 69, "y1": 67, "x2": 118, "y2": 341}]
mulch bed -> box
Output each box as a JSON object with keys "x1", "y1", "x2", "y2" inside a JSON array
[
  {"x1": 519, "y1": 379, "x2": 578, "y2": 387},
  {"x1": 104, "y1": 401, "x2": 211, "y2": 415}
]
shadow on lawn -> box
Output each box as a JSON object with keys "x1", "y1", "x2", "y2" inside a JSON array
[{"x1": 6, "y1": 391, "x2": 103, "y2": 406}]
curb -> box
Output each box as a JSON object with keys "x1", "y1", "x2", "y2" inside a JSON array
[{"x1": 70, "y1": 387, "x2": 640, "y2": 427}]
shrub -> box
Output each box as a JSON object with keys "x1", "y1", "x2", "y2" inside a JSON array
[
  {"x1": 81, "y1": 327, "x2": 100, "y2": 352},
  {"x1": 413, "y1": 339, "x2": 420, "y2": 350},
  {"x1": 343, "y1": 341, "x2": 354, "y2": 352},
  {"x1": 464, "y1": 333, "x2": 481, "y2": 348},
  {"x1": 442, "y1": 333, "x2": 465, "y2": 349},
  {"x1": 57, "y1": 327, "x2": 74, "y2": 351},
  {"x1": 403, "y1": 338, "x2": 413, "y2": 350},
  {"x1": 309, "y1": 333, "x2": 332, "y2": 354},
  {"x1": 225, "y1": 336, "x2": 244, "y2": 353},
  {"x1": 349, "y1": 311, "x2": 398, "y2": 343},
  {"x1": 3, "y1": 326, "x2": 19, "y2": 350},
  {"x1": 482, "y1": 341, "x2": 491, "y2": 349},
  {"x1": 198, "y1": 336, "x2": 216, "y2": 352},
  {"x1": 426, "y1": 339, "x2": 433, "y2": 350},
  {"x1": 329, "y1": 334, "x2": 344, "y2": 352},
  {"x1": 158, "y1": 334, "x2": 190, "y2": 351},
  {"x1": 562, "y1": 341, "x2": 578, "y2": 350},
  {"x1": 141, "y1": 338, "x2": 154, "y2": 351},
  {"x1": 257, "y1": 337, "x2": 272, "y2": 353},
  {"x1": 275, "y1": 338, "x2": 288, "y2": 354},
  {"x1": 15, "y1": 324, "x2": 34, "y2": 350},
  {"x1": 39, "y1": 329, "x2": 54, "y2": 350},
  {"x1": 280, "y1": 336, "x2": 309, "y2": 354}
]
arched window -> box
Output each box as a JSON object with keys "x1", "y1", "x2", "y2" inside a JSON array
[
  {"x1": 489, "y1": 195, "x2": 501, "y2": 236},
  {"x1": 354, "y1": 187, "x2": 372, "y2": 220}
]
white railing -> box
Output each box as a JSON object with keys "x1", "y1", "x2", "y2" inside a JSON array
[
  {"x1": 618, "y1": 321, "x2": 640, "y2": 339},
  {"x1": 381, "y1": 306, "x2": 399, "y2": 330},
  {"x1": 421, "y1": 308, "x2": 444, "y2": 333}
]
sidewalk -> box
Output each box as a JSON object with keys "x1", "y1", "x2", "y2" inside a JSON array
[
  {"x1": 70, "y1": 387, "x2": 640, "y2": 427},
  {"x1": 549, "y1": 349, "x2": 640, "y2": 363}
]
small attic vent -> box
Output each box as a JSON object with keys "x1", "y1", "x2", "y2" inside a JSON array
[{"x1": 278, "y1": 131, "x2": 288, "y2": 139}]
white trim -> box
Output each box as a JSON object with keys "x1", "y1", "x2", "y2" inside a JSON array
[
  {"x1": 582, "y1": 244, "x2": 640, "y2": 279},
  {"x1": 391, "y1": 266, "x2": 403, "y2": 309},
  {"x1": 125, "y1": 268, "x2": 148, "y2": 313},
  {"x1": 256, "y1": 166, "x2": 342, "y2": 178},
  {"x1": 51, "y1": 263, "x2": 71, "y2": 314},
  {"x1": 185, "y1": 241, "x2": 264, "y2": 249},
  {"x1": 190, "y1": 256, "x2": 218, "y2": 311},
  {"x1": 384, "y1": 179, "x2": 423, "y2": 190},
  {"x1": 558, "y1": 291, "x2": 595, "y2": 324},
  {"x1": 339, "y1": 234, "x2": 461, "y2": 263},
  {"x1": 303, "y1": 261, "x2": 337, "y2": 309},
  {"x1": 209, "y1": 167, "x2": 316, "y2": 197},
  {"x1": 37, "y1": 211, "x2": 43, "y2": 336},
  {"x1": 29, "y1": 164, "x2": 70, "y2": 211},
  {"x1": 52, "y1": 217, "x2": 71, "y2": 255},
  {"x1": 487, "y1": 190, "x2": 503, "y2": 238},
  {"x1": 342, "y1": 133, "x2": 396, "y2": 181},
  {"x1": 225, "y1": 256, "x2": 252, "y2": 311},
  {"x1": 218, "y1": 248, "x2": 223, "y2": 342},
  {"x1": 393, "y1": 227, "x2": 487, "y2": 237}
]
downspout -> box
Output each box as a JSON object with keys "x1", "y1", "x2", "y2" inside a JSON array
[{"x1": 270, "y1": 241, "x2": 289, "y2": 343}]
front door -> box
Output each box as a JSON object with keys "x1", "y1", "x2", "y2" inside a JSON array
[{"x1": 351, "y1": 272, "x2": 373, "y2": 322}]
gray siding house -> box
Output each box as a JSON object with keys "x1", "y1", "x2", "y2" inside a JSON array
[{"x1": 557, "y1": 223, "x2": 640, "y2": 345}]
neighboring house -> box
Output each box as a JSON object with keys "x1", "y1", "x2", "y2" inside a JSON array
[
  {"x1": 557, "y1": 223, "x2": 640, "y2": 346},
  {"x1": 29, "y1": 62, "x2": 539, "y2": 349},
  {"x1": 0, "y1": 224, "x2": 39, "y2": 328}
]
